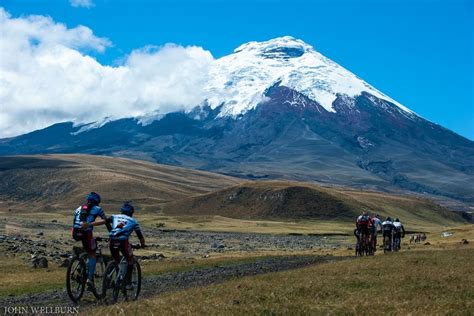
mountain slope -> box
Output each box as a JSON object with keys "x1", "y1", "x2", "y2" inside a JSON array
[
  {"x1": 0, "y1": 155, "x2": 468, "y2": 225},
  {"x1": 0, "y1": 154, "x2": 241, "y2": 212},
  {"x1": 0, "y1": 37, "x2": 473, "y2": 208}
]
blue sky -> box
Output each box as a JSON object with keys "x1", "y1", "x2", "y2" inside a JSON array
[{"x1": 2, "y1": 0, "x2": 473, "y2": 139}]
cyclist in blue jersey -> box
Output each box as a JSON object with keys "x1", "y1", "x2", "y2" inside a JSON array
[
  {"x1": 85, "y1": 201, "x2": 145, "y2": 289},
  {"x1": 72, "y1": 192, "x2": 110, "y2": 290}
]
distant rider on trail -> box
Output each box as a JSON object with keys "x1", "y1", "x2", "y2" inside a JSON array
[
  {"x1": 72, "y1": 192, "x2": 110, "y2": 290},
  {"x1": 382, "y1": 217, "x2": 396, "y2": 251},
  {"x1": 393, "y1": 218, "x2": 405, "y2": 250},
  {"x1": 355, "y1": 211, "x2": 372, "y2": 252},
  {"x1": 370, "y1": 214, "x2": 383, "y2": 252}
]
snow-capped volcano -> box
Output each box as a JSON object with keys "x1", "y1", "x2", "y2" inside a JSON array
[
  {"x1": 1, "y1": 36, "x2": 473, "y2": 208},
  {"x1": 206, "y1": 36, "x2": 412, "y2": 116}
]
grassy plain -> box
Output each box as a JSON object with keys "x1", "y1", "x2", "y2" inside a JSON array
[{"x1": 91, "y1": 225, "x2": 474, "y2": 315}]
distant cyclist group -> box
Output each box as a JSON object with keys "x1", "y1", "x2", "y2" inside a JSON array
[
  {"x1": 354, "y1": 211, "x2": 405, "y2": 256},
  {"x1": 67, "y1": 192, "x2": 146, "y2": 303}
]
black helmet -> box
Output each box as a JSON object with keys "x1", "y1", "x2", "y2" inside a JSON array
[
  {"x1": 86, "y1": 192, "x2": 101, "y2": 205},
  {"x1": 386, "y1": 216, "x2": 392, "y2": 222},
  {"x1": 395, "y1": 218, "x2": 400, "y2": 222},
  {"x1": 120, "y1": 201, "x2": 135, "y2": 216}
]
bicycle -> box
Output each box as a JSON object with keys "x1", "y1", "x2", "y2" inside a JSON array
[
  {"x1": 66, "y1": 237, "x2": 108, "y2": 303},
  {"x1": 356, "y1": 231, "x2": 371, "y2": 256},
  {"x1": 102, "y1": 244, "x2": 142, "y2": 303}
]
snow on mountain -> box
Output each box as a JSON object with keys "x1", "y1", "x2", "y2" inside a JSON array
[
  {"x1": 73, "y1": 36, "x2": 415, "y2": 132},
  {"x1": 205, "y1": 36, "x2": 413, "y2": 117},
  {"x1": 71, "y1": 116, "x2": 115, "y2": 135}
]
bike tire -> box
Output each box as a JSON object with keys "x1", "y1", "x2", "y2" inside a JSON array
[
  {"x1": 102, "y1": 261, "x2": 119, "y2": 303},
  {"x1": 66, "y1": 257, "x2": 86, "y2": 303},
  {"x1": 112, "y1": 277, "x2": 121, "y2": 303},
  {"x1": 92, "y1": 256, "x2": 106, "y2": 299},
  {"x1": 131, "y1": 259, "x2": 141, "y2": 300}
]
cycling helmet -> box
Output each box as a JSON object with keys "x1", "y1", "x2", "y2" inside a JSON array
[
  {"x1": 386, "y1": 216, "x2": 392, "y2": 222},
  {"x1": 120, "y1": 201, "x2": 135, "y2": 216},
  {"x1": 375, "y1": 214, "x2": 380, "y2": 219},
  {"x1": 395, "y1": 218, "x2": 400, "y2": 222},
  {"x1": 86, "y1": 192, "x2": 101, "y2": 205}
]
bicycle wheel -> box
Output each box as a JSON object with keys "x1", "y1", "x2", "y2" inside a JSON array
[
  {"x1": 102, "y1": 261, "x2": 119, "y2": 303},
  {"x1": 92, "y1": 256, "x2": 106, "y2": 299},
  {"x1": 66, "y1": 257, "x2": 86, "y2": 303},
  {"x1": 129, "y1": 259, "x2": 141, "y2": 300}
]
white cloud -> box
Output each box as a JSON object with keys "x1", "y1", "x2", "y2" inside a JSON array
[
  {"x1": 69, "y1": 0, "x2": 95, "y2": 9},
  {"x1": 0, "y1": 8, "x2": 214, "y2": 138}
]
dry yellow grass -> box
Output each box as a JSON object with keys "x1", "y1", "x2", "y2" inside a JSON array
[
  {"x1": 0, "y1": 255, "x2": 65, "y2": 297},
  {"x1": 91, "y1": 240, "x2": 474, "y2": 315}
]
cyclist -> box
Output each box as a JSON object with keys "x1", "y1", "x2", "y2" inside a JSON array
[
  {"x1": 370, "y1": 214, "x2": 383, "y2": 252},
  {"x1": 382, "y1": 217, "x2": 396, "y2": 251},
  {"x1": 355, "y1": 211, "x2": 371, "y2": 252},
  {"x1": 86, "y1": 201, "x2": 146, "y2": 290},
  {"x1": 393, "y1": 218, "x2": 406, "y2": 250},
  {"x1": 72, "y1": 192, "x2": 109, "y2": 290}
]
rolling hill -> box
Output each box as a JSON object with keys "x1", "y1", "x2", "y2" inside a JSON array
[
  {"x1": 0, "y1": 155, "x2": 469, "y2": 226},
  {"x1": 0, "y1": 154, "x2": 241, "y2": 212},
  {"x1": 164, "y1": 181, "x2": 468, "y2": 226}
]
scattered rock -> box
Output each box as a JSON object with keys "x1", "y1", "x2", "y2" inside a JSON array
[
  {"x1": 36, "y1": 232, "x2": 44, "y2": 237},
  {"x1": 462, "y1": 239, "x2": 469, "y2": 244},
  {"x1": 233, "y1": 300, "x2": 240, "y2": 305},
  {"x1": 59, "y1": 258, "x2": 71, "y2": 267},
  {"x1": 141, "y1": 253, "x2": 166, "y2": 261},
  {"x1": 424, "y1": 242, "x2": 431, "y2": 246},
  {"x1": 203, "y1": 254, "x2": 210, "y2": 258},
  {"x1": 51, "y1": 220, "x2": 58, "y2": 223},
  {"x1": 30, "y1": 257, "x2": 48, "y2": 268}
]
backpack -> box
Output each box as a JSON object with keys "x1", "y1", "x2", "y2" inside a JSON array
[
  {"x1": 357, "y1": 215, "x2": 369, "y2": 226},
  {"x1": 72, "y1": 202, "x2": 94, "y2": 241}
]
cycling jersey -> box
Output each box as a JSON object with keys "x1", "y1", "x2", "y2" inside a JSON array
[
  {"x1": 108, "y1": 214, "x2": 143, "y2": 240},
  {"x1": 382, "y1": 220, "x2": 395, "y2": 236},
  {"x1": 393, "y1": 221, "x2": 405, "y2": 237},
  {"x1": 372, "y1": 218, "x2": 382, "y2": 233},
  {"x1": 73, "y1": 205, "x2": 106, "y2": 232}
]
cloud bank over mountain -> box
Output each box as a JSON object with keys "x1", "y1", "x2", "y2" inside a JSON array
[{"x1": 0, "y1": 8, "x2": 214, "y2": 138}]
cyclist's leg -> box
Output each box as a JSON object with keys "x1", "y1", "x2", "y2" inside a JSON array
[
  {"x1": 82, "y1": 231, "x2": 97, "y2": 281},
  {"x1": 120, "y1": 240, "x2": 134, "y2": 285},
  {"x1": 354, "y1": 228, "x2": 359, "y2": 243},
  {"x1": 373, "y1": 230, "x2": 377, "y2": 249}
]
